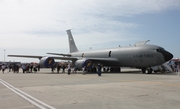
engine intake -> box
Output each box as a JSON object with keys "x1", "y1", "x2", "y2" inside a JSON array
[
  {"x1": 75, "y1": 59, "x2": 92, "y2": 70},
  {"x1": 39, "y1": 57, "x2": 55, "y2": 68}
]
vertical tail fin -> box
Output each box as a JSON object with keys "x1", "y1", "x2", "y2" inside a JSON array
[{"x1": 66, "y1": 29, "x2": 79, "y2": 53}]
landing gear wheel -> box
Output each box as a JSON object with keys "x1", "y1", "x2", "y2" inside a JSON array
[
  {"x1": 142, "y1": 68, "x2": 152, "y2": 74},
  {"x1": 147, "y1": 69, "x2": 152, "y2": 74},
  {"x1": 142, "y1": 68, "x2": 146, "y2": 73}
]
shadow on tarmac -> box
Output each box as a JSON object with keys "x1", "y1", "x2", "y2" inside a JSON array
[{"x1": 39, "y1": 70, "x2": 176, "y2": 76}]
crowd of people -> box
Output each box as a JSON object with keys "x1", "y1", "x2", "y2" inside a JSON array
[
  {"x1": 50, "y1": 63, "x2": 67, "y2": 73},
  {"x1": 168, "y1": 61, "x2": 180, "y2": 75},
  {"x1": 50, "y1": 62, "x2": 102, "y2": 76},
  {"x1": 0, "y1": 63, "x2": 41, "y2": 74},
  {"x1": 0, "y1": 59, "x2": 105, "y2": 76}
]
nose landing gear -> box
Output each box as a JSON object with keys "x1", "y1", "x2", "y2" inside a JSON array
[{"x1": 142, "y1": 68, "x2": 152, "y2": 74}]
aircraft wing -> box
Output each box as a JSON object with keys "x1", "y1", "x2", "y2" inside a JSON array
[
  {"x1": 52, "y1": 57, "x2": 119, "y2": 65},
  {"x1": 85, "y1": 58, "x2": 119, "y2": 66},
  {"x1": 8, "y1": 55, "x2": 119, "y2": 65},
  {"x1": 50, "y1": 56, "x2": 78, "y2": 60},
  {"x1": 8, "y1": 55, "x2": 43, "y2": 59},
  {"x1": 8, "y1": 55, "x2": 78, "y2": 60},
  {"x1": 47, "y1": 53, "x2": 71, "y2": 57}
]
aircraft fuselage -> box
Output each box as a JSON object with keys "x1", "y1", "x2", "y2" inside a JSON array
[{"x1": 70, "y1": 44, "x2": 170, "y2": 68}]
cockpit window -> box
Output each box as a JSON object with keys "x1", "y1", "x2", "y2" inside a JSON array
[{"x1": 156, "y1": 47, "x2": 165, "y2": 52}]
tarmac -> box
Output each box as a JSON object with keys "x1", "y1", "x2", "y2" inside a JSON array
[{"x1": 0, "y1": 68, "x2": 180, "y2": 109}]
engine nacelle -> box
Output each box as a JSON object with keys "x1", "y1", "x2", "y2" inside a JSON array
[
  {"x1": 75, "y1": 59, "x2": 92, "y2": 70},
  {"x1": 39, "y1": 57, "x2": 55, "y2": 68}
]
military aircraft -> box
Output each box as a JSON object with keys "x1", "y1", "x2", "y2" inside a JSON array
[{"x1": 8, "y1": 30, "x2": 173, "y2": 74}]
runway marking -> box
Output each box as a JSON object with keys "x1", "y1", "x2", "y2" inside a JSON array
[{"x1": 0, "y1": 79, "x2": 56, "y2": 109}]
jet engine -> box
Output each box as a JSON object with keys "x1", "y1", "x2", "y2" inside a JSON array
[
  {"x1": 39, "y1": 57, "x2": 55, "y2": 68},
  {"x1": 75, "y1": 59, "x2": 92, "y2": 70}
]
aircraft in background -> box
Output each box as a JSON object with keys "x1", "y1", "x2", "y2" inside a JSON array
[{"x1": 8, "y1": 30, "x2": 173, "y2": 74}]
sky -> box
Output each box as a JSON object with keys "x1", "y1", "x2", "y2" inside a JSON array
[{"x1": 0, "y1": 0, "x2": 180, "y2": 63}]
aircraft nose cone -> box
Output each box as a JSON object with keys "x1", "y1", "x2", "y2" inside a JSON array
[{"x1": 163, "y1": 51, "x2": 173, "y2": 61}]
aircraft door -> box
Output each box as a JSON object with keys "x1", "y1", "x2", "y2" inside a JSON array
[
  {"x1": 82, "y1": 53, "x2": 84, "y2": 57},
  {"x1": 109, "y1": 51, "x2": 111, "y2": 57}
]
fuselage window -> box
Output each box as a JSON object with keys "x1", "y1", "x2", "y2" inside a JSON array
[{"x1": 109, "y1": 51, "x2": 111, "y2": 57}]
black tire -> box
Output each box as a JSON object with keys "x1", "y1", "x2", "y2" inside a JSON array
[
  {"x1": 142, "y1": 68, "x2": 146, "y2": 73},
  {"x1": 147, "y1": 69, "x2": 152, "y2": 74},
  {"x1": 142, "y1": 68, "x2": 152, "y2": 74}
]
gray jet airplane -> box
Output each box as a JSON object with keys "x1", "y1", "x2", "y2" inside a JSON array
[{"x1": 8, "y1": 30, "x2": 173, "y2": 74}]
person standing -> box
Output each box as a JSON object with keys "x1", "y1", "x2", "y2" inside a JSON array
[
  {"x1": 97, "y1": 63, "x2": 101, "y2": 76},
  {"x1": 57, "y1": 63, "x2": 61, "y2": 73},
  {"x1": 62, "y1": 65, "x2": 66, "y2": 73},
  {"x1": 1, "y1": 64, "x2": 6, "y2": 74},
  {"x1": 37, "y1": 64, "x2": 40, "y2": 71},
  {"x1": 51, "y1": 65, "x2": 54, "y2": 73},
  {"x1": 67, "y1": 63, "x2": 71, "y2": 75},
  {"x1": 22, "y1": 64, "x2": 26, "y2": 73},
  {"x1": 73, "y1": 65, "x2": 77, "y2": 73},
  {"x1": 177, "y1": 63, "x2": 180, "y2": 76},
  {"x1": 82, "y1": 66, "x2": 86, "y2": 75},
  {"x1": 30, "y1": 64, "x2": 33, "y2": 73},
  {"x1": 8, "y1": 65, "x2": 12, "y2": 72},
  {"x1": 174, "y1": 62, "x2": 179, "y2": 73}
]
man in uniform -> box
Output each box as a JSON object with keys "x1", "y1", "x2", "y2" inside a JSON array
[{"x1": 97, "y1": 63, "x2": 101, "y2": 76}]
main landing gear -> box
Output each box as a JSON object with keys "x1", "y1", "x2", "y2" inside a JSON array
[{"x1": 141, "y1": 68, "x2": 152, "y2": 74}]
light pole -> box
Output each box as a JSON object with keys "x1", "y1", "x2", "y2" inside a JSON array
[{"x1": 4, "y1": 49, "x2": 6, "y2": 62}]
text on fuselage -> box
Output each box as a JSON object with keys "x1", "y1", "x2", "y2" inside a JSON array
[{"x1": 134, "y1": 54, "x2": 154, "y2": 58}]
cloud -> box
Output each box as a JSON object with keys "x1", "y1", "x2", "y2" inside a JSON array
[
  {"x1": 0, "y1": 0, "x2": 180, "y2": 54},
  {"x1": 1, "y1": 0, "x2": 179, "y2": 34}
]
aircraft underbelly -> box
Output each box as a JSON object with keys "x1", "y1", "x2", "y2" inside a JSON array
[{"x1": 101, "y1": 62, "x2": 119, "y2": 66}]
